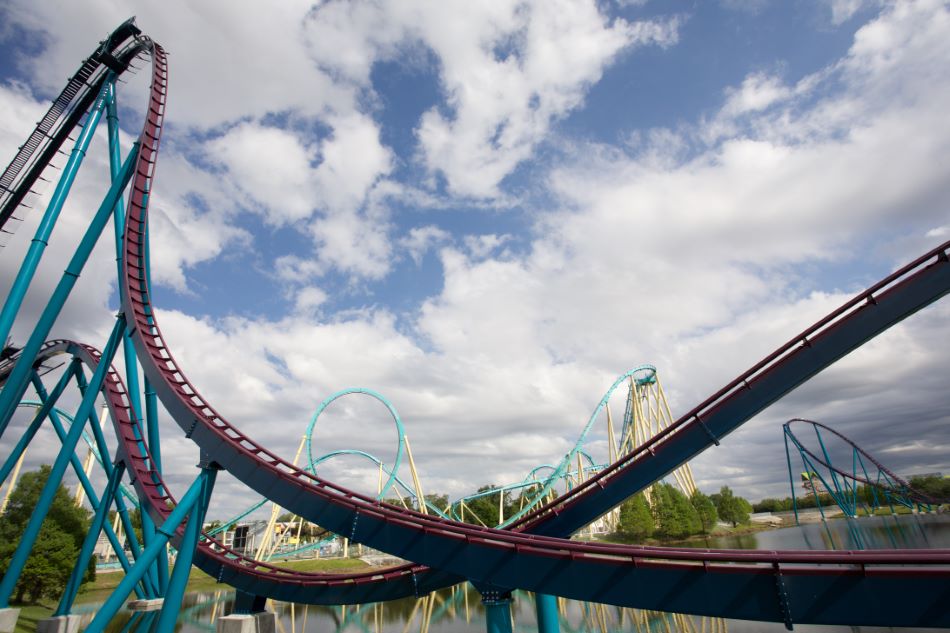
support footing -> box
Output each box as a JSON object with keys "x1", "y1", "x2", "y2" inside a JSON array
[
  {"x1": 216, "y1": 612, "x2": 277, "y2": 633},
  {"x1": 36, "y1": 615, "x2": 82, "y2": 633},
  {"x1": 128, "y1": 598, "x2": 164, "y2": 611},
  {"x1": 0, "y1": 609, "x2": 20, "y2": 633}
]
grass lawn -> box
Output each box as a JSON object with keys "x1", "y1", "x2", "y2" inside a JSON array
[{"x1": 9, "y1": 557, "x2": 371, "y2": 632}]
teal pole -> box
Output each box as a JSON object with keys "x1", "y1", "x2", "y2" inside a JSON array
[
  {"x1": 0, "y1": 143, "x2": 139, "y2": 438},
  {"x1": 535, "y1": 594, "x2": 560, "y2": 633},
  {"x1": 0, "y1": 78, "x2": 114, "y2": 349},
  {"x1": 73, "y1": 368, "x2": 152, "y2": 580},
  {"x1": 155, "y1": 465, "x2": 217, "y2": 633},
  {"x1": 33, "y1": 373, "x2": 152, "y2": 599},
  {"x1": 783, "y1": 431, "x2": 800, "y2": 525},
  {"x1": 134, "y1": 180, "x2": 168, "y2": 593},
  {"x1": 110, "y1": 87, "x2": 168, "y2": 590},
  {"x1": 0, "y1": 361, "x2": 78, "y2": 484},
  {"x1": 55, "y1": 462, "x2": 127, "y2": 615},
  {"x1": 0, "y1": 315, "x2": 125, "y2": 606},
  {"x1": 482, "y1": 592, "x2": 513, "y2": 633},
  {"x1": 83, "y1": 472, "x2": 209, "y2": 633}
]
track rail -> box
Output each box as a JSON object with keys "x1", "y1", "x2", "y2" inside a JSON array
[
  {"x1": 117, "y1": 31, "x2": 950, "y2": 623},
  {"x1": 0, "y1": 18, "x2": 145, "y2": 247}
]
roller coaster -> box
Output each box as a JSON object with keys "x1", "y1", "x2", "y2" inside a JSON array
[
  {"x1": 1, "y1": 19, "x2": 949, "y2": 633},
  {"x1": 783, "y1": 418, "x2": 942, "y2": 522}
]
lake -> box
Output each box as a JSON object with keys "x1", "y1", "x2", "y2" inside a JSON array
[{"x1": 73, "y1": 512, "x2": 949, "y2": 633}]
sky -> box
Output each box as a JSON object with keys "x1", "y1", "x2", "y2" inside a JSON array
[{"x1": 0, "y1": 0, "x2": 948, "y2": 522}]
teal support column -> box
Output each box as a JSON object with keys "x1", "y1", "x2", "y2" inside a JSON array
[
  {"x1": 0, "y1": 78, "x2": 114, "y2": 349},
  {"x1": 783, "y1": 431, "x2": 800, "y2": 525},
  {"x1": 155, "y1": 462, "x2": 217, "y2": 633},
  {"x1": 107, "y1": 90, "x2": 170, "y2": 592},
  {"x1": 33, "y1": 373, "x2": 152, "y2": 600},
  {"x1": 535, "y1": 594, "x2": 559, "y2": 633},
  {"x1": 0, "y1": 143, "x2": 139, "y2": 439},
  {"x1": 482, "y1": 591, "x2": 513, "y2": 633},
  {"x1": 83, "y1": 472, "x2": 209, "y2": 633},
  {"x1": 55, "y1": 462, "x2": 126, "y2": 615},
  {"x1": 73, "y1": 369, "x2": 152, "y2": 586},
  {"x1": 0, "y1": 362, "x2": 78, "y2": 484},
  {"x1": 0, "y1": 315, "x2": 125, "y2": 607}
]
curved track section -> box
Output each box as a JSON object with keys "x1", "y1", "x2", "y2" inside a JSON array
[
  {"x1": 0, "y1": 18, "x2": 145, "y2": 245},
  {"x1": 117, "y1": 35, "x2": 950, "y2": 618},
  {"x1": 4, "y1": 19, "x2": 950, "y2": 627},
  {"x1": 0, "y1": 341, "x2": 462, "y2": 604}
]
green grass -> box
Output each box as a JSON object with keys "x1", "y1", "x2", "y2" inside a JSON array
[
  {"x1": 10, "y1": 604, "x2": 55, "y2": 633},
  {"x1": 7, "y1": 558, "x2": 372, "y2": 631},
  {"x1": 72, "y1": 557, "x2": 370, "y2": 605}
]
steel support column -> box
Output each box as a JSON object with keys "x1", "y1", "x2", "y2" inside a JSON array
[
  {"x1": 0, "y1": 144, "x2": 139, "y2": 438},
  {"x1": 0, "y1": 78, "x2": 113, "y2": 348},
  {"x1": 0, "y1": 315, "x2": 125, "y2": 606},
  {"x1": 535, "y1": 594, "x2": 559, "y2": 633}
]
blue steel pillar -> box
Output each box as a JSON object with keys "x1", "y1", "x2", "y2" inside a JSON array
[
  {"x1": 32, "y1": 375, "x2": 149, "y2": 600},
  {"x1": 0, "y1": 78, "x2": 114, "y2": 349},
  {"x1": 0, "y1": 143, "x2": 139, "y2": 438},
  {"x1": 481, "y1": 590, "x2": 514, "y2": 633},
  {"x1": 55, "y1": 462, "x2": 127, "y2": 615},
  {"x1": 0, "y1": 362, "x2": 78, "y2": 485},
  {"x1": 106, "y1": 79, "x2": 168, "y2": 594},
  {"x1": 535, "y1": 594, "x2": 560, "y2": 633},
  {"x1": 155, "y1": 459, "x2": 218, "y2": 633},
  {"x1": 83, "y1": 471, "x2": 210, "y2": 633},
  {"x1": 0, "y1": 315, "x2": 125, "y2": 606},
  {"x1": 73, "y1": 369, "x2": 153, "y2": 592}
]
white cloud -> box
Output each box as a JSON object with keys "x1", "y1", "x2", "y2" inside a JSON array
[
  {"x1": 826, "y1": 0, "x2": 883, "y2": 25},
  {"x1": 400, "y1": 225, "x2": 451, "y2": 265},
  {"x1": 312, "y1": 112, "x2": 393, "y2": 215},
  {"x1": 206, "y1": 122, "x2": 319, "y2": 225},
  {"x1": 462, "y1": 234, "x2": 512, "y2": 260},
  {"x1": 722, "y1": 72, "x2": 793, "y2": 117},
  {"x1": 305, "y1": 0, "x2": 681, "y2": 199},
  {"x1": 308, "y1": 209, "x2": 392, "y2": 280},
  {"x1": 293, "y1": 285, "x2": 328, "y2": 316},
  {"x1": 0, "y1": 1, "x2": 352, "y2": 128}
]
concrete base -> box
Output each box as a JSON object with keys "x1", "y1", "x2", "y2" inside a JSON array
[
  {"x1": 127, "y1": 598, "x2": 164, "y2": 611},
  {"x1": 0, "y1": 609, "x2": 20, "y2": 633},
  {"x1": 216, "y1": 612, "x2": 277, "y2": 633},
  {"x1": 254, "y1": 612, "x2": 277, "y2": 633},
  {"x1": 36, "y1": 615, "x2": 82, "y2": 633}
]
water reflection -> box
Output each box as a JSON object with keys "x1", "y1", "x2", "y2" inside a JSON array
[
  {"x1": 680, "y1": 513, "x2": 947, "y2": 552},
  {"x1": 72, "y1": 513, "x2": 946, "y2": 633},
  {"x1": 111, "y1": 586, "x2": 729, "y2": 633}
]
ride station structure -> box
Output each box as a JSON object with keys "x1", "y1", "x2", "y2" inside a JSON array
[{"x1": 1, "y1": 19, "x2": 949, "y2": 633}]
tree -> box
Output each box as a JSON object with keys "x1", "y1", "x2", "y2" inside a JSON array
[
  {"x1": 909, "y1": 475, "x2": 950, "y2": 503},
  {"x1": 423, "y1": 494, "x2": 450, "y2": 514},
  {"x1": 690, "y1": 491, "x2": 718, "y2": 534},
  {"x1": 668, "y1": 485, "x2": 701, "y2": 537},
  {"x1": 461, "y1": 485, "x2": 509, "y2": 527},
  {"x1": 713, "y1": 485, "x2": 750, "y2": 527},
  {"x1": 0, "y1": 465, "x2": 92, "y2": 603},
  {"x1": 616, "y1": 493, "x2": 653, "y2": 541},
  {"x1": 652, "y1": 484, "x2": 697, "y2": 539}
]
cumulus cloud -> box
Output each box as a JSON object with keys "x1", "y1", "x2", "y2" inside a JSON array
[
  {"x1": 305, "y1": 0, "x2": 681, "y2": 198},
  {"x1": 400, "y1": 225, "x2": 451, "y2": 266},
  {"x1": 0, "y1": 0, "x2": 352, "y2": 128}
]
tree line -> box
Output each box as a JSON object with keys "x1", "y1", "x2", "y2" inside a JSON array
[
  {"x1": 752, "y1": 475, "x2": 949, "y2": 513},
  {"x1": 615, "y1": 485, "x2": 752, "y2": 542}
]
